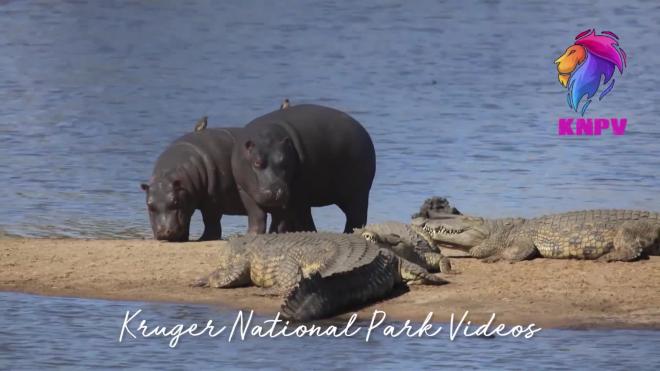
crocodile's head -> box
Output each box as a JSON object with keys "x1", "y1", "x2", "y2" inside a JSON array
[
  {"x1": 412, "y1": 215, "x2": 490, "y2": 251},
  {"x1": 354, "y1": 224, "x2": 408, "y2": 248}
]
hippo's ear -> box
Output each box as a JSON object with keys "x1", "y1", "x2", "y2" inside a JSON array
[
  {"x1": 244, "y1": 140, "x2": 255, "y2": 152},
  {"x1": 140, "y1": 183, "x2": 149, "y2": 192}
]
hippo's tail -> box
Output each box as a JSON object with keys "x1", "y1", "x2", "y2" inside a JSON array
[{"x1": 280, "y1": 252, "x2": 398, "y2": 321}]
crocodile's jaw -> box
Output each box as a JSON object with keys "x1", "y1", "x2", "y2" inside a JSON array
[{"x1": 412, "y1": 216, "x2": 489, "y2": 251}]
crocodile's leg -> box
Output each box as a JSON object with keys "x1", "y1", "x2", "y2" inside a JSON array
[
  {"x1": 598, "y1": 221, "x2": 660, "y2": 262},
  {"x1": 191, "y1": 254, "x2": 251, "y2": 288},
  {"x1": 254, "y1": 256, "x2": 304, "y2": 296},
  {"x1": 422, "y1": 251, "x2": 455, "y2": 274},
  {"x1": 481, "y1": 236, "x2": 538, "y2": 263},
  {"x1": 399, "y1": 258, "x2": 448, "y2": 285},
  {"x1": 469, "y1": 238, "x2": 501, "y2": 260}
]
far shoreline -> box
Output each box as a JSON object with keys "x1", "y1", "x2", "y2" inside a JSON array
[{"x1": 2, "y1": 238, "x2": 659, "y2": 330}]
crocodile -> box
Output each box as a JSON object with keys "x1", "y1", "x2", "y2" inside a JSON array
[
  {"x1": 411, "y1": 196, "x2": 462, "y2": 219},
  {"x1": 412, "y1": 209, "x2": 660, "y2": 262},
  {"x1": 193, "y1": 232, "x2": 447, "y2": 321},
  {"x1": 355, "y1": 221, "x2": 453, "y2": 273}
]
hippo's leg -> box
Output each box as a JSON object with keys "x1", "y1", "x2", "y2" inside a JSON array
[
  {"x1": 239, "y1": 190, "x2": 267, "y2": 234},
  {"x1": 269, "y1": 210, "x2": 288, "y2": 233},
  {"x1": 338, "y1": 193, "x2": 369, "y2": 233},
  {"x1": 268, "y1": 214, "x2": 280, "y2": 233},
  {"x1": 269, "y1": 206, "x2": 304, "y2": 233},
  {"x1": 267, "y1": 206, "x2": 314, "y2": 233},
  {"x1": 296, "y1": 206, "x2": 316, "y2": 232},
  {"x1": 199, "y1": 209, "x2": 222, "y2": 241}
]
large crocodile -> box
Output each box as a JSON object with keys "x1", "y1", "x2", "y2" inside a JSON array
[
  {"x1": 412, "y1": 210, "x2": 660, "y2": 262},
  {"x1": 193, "y1": 232, "x2": 447, "y2": 321},
  {"x1": 355, "y1": 221, "x2": 453, "y2": 273}
]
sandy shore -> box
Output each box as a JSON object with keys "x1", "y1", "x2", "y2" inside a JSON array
[{"x1": 1, "y1": 238, "x2": 659, "y2": 329}]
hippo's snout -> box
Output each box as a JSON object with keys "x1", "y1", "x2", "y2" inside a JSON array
[
  {"x1": 257, "y1": 186, "x2": 289, "y2": 206},
  {"x1": 154, "y1": 224, "x2": 189, "y2": 242},
  {"x1": 156, "y1": 226, "x2": 174, "y2": 238},
  {"x1": 261, "y1": 189, "x2": 274, "y2": 199},
  {"x1": 263, "y1": 188, "x2": 284, "y2": 200}
]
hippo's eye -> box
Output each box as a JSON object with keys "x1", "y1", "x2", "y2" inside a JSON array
[{"x1": 253, "y1": 160, "x2": 265, "y2": 169}]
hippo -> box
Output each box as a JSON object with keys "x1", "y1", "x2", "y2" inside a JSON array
[
  {"x1": 141, "y1": 126, "x2": 246, "y2": 241},
  {"x1": 231, "y1": 104, "x2": 376, "y2": 234}
]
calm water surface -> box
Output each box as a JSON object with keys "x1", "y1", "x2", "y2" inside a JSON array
[
  {"x1": 1, "y1": 293, "x2": 659, "y2": 370},
  {"x1": 1, "y1": 0, "x2": 660, "y2": 369},
  {"x1": 1, "y1": 0, "x2": 660, "y2": 238}
]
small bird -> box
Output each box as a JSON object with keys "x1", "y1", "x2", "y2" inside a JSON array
[
  {"x1": 280, "y1": 98, "x2": 290, "y2": 110},
  {"x1": 194, "y1": 116, "x2": 208, "y2": 132}
]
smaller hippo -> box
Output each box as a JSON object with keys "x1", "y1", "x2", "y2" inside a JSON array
[
  {"x1": 141, "y1": 124, "x2": 245, "y2": 241},
  {"x1": 232, "y1": 104, "x2": 376, "y2": 234}
]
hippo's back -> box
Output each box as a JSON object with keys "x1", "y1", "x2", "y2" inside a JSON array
[
  {"x1": 247, "y1": 104, "x2": 374, "y2": 161},
  {"x1": 155, "y1": 128, "x2": 237, "y2": 171},
  {"x1": 245, "y1": 104, "x2": 376, "y2": 203},
  {"x1": 154, "y1": 127, "x2": 245, "y2": 214}
]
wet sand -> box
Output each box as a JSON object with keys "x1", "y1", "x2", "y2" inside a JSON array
[{"x1": 1, "y1": 238, "x2": 659, "y2": 329}]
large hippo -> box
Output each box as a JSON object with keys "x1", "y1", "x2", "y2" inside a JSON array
[
  {"x1": 231, "y1": 104, "x2": 376, "y2": 234},
  {"x1": 141, "y1": 127, "x2": 246, "y2": 241}
]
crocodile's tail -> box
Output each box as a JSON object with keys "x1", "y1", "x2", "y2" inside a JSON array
[{"x1": 280, "y1": 253, "x2": 398, "y2": 321}]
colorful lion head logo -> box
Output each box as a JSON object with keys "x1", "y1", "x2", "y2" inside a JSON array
[{"x1": 554, "y1": 29, "x2": 627, "y2": 115}]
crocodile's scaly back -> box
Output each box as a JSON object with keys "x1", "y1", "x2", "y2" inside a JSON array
[
  {"x1": 281, "y1": 253, "x2": 399, "y2": 321},
  {"x1": 524, "y1": 210, "x2": 660, "y2": 260},
  {"x1": 317, "y1": 233, "x2": 382, "y2": 276},
  {"x1": 229, "y1": 232, "x2": 381, "y2": 284},
  {"x1": 528, "y1": 209, "x2": 660, "y2": 227}
]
